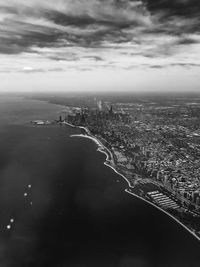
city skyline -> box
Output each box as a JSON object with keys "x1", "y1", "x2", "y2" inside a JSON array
[{"x1": 0, "y1": 0, "x2": 200, "y2": 92}]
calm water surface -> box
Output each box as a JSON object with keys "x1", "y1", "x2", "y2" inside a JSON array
[{"x1": 0, "y1": 95, "x2": 199, "y2": 267}]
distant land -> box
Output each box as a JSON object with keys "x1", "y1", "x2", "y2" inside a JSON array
[{"x1": 29, "y1": 92, "x2": 200, "y2": 240}]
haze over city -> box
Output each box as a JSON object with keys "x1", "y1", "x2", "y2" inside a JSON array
[{"x1": 0, "y1": 0, "x2": 200, "y2": 92}]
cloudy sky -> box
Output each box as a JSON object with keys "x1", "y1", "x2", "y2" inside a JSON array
[{"x1": 0, "y1": 0, "x2": 200, "y2": 92}]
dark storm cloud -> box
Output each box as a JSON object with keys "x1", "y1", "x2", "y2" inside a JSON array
[
  {"x1": 0, "y1": 0, "x2": 151, "y2": 55},
  {"x1": 0, "y1": 19, "x2": 63, "y2": 54},
  {"x1": 44, "y1": 10, "x2": 136, "y2": 29},
  {"x1": 144, "y1": 0, "x2": 200, "y2": 17},
  {"x1": 143, "y1": 0, "x2": 200, "y2": 36},
  {"x1": 176, "y1": 36, "x2": 200, "y2": 45},
  {"x1": 0, "y1": 0, "x2": 199, "y2": 69}
]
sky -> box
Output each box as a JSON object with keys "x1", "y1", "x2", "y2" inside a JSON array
[{"x1": 0, "y1": 0, "x2": 200, "y2": 93}]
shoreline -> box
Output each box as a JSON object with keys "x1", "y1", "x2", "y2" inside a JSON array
[{"x1": 65, "y1": 122, "x2": 200, "y2": 242}]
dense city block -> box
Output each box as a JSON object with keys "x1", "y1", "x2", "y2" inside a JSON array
[{"x1": 60, "y1": 96, "x2": 200, "y2": 238}]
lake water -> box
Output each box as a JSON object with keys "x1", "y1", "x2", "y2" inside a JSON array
[{"x1": 0, "y1": 95, "x2": 199, "y2": 267}]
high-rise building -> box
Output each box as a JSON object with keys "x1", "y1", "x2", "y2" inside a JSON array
[{"x1": 97, "y1": 100, "x2": 102, "y2": 111}]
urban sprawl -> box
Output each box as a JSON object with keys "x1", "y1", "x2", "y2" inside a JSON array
[
  {"x1": 64, "y1": 98, "x2": 200, "y2": 238},
  {"x1": 32, "y1": 97, "x2": 200, "y2": 238}
]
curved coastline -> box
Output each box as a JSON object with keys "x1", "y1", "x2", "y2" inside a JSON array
[{"x1": 65, "y1": 122, "x2": 200, "y2": 242}]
